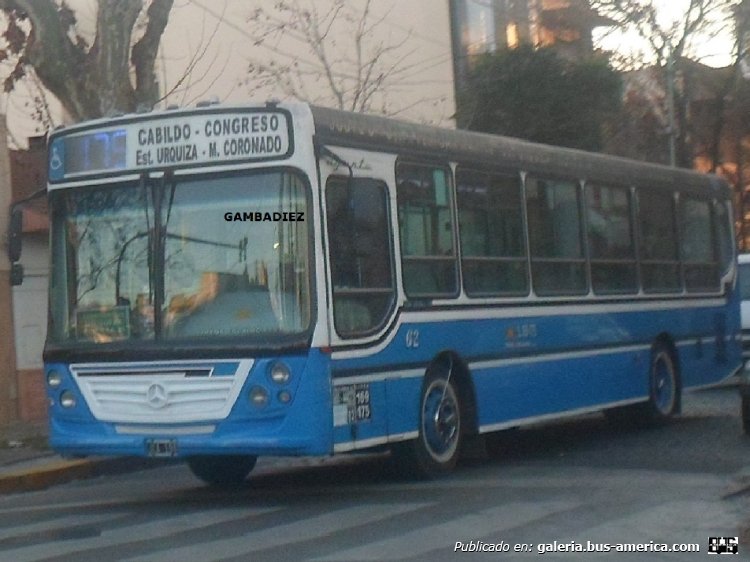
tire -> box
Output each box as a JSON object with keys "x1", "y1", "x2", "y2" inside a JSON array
[
  {"x1": 187, "y1": 455, "x2": 257, "y2": 486},
  {"x1": 742, "y1": 394, "x2": 750, "y2": 435},
  {"x1": 644, "y1": 343, "x2": 679, "y2": 423},
  {"x1": 605, "y1": 342, "x2": 679, "y2": 428},
  {"x1": 394, "y1": 369, "x2": 462, "y2": 479}
]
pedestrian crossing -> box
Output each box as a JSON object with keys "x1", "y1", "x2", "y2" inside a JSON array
[
  {"x1": 312, "y1": 501, "x2": 579, "y2": 561},
  {"x1": 0, "y1": 507, "x2": 279, "y2": 562},
  {"x1": 0, "y1": 464, "x2": 745, "y2": 562}
]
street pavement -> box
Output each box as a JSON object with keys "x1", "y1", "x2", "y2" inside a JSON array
[{"x1": 0, "y1": 383, "x2": 749, "y2": 561}]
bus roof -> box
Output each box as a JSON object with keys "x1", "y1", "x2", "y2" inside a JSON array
[{"x1": 310, "y1": 105, "x2": 731, "y2": 198}]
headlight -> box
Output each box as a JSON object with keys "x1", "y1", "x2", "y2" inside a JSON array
[
  {"x1": 278, "y1": 390, "x2": 292, "y2": 404},
  {"x1": 269, "y1": 362, "x2": 291, "y2": 385},
  {"x1": 60, "y1": 391, "x2": 76, "y2": 409},
  {"x1": 47, "y1": 371, "x2": 63, "y2": 389},
  {"x1": 249, "y1": 385, "x2": 269, "y2": 407}
]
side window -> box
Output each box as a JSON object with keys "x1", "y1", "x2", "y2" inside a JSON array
[
  {"x1": 525, "y1": 175, "x2": 586, "y2": 295},
  {"x1": 456, "y1": 167, "x2": 527, "y2": 296},
  {"x1": 638, "y1": 189, "x2": 680, "y2": 293},
  {"x1": 713, "y1": 200, "x2": 733, "y2": 275},
  {"x1": 585, "y1": 184, "x2": 637, "y2": 294},
  {"x1": 326, "y1": 177, "x2": 395, "y2": 337},
  {"x1": 396, "y1": 162, "x2": 458, "y2": 297},
  {"x1": 680, "y1": 197, "x2": 719, "y2": 292}
]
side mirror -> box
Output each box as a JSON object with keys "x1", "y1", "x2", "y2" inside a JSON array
[
  {"x1": 8, "y1": 207, "x2": 22, "y2": 262},
  {"x1": 10, "y1": 262, "x2": 23, "y2": 286}
]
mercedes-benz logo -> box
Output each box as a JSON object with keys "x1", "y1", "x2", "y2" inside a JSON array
[{"x1": 146, "y1": 383, "x2": 169, "y2": 409}]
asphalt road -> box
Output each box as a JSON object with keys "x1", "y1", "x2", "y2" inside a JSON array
[{"x1": 0, "y1": 384, "x2": 748, "y2": 561}]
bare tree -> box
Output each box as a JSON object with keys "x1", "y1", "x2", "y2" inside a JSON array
[
  {"x1": 0, "y1": 0, "x2": 174, "y2": 122},
  {"x1": 593, "y1": 0, "x2": 738, "y2": 68},
  {"x1": 594, "y1": 0, "x2": 741, "y2": 168},
  {"x1": 245, "y1": 0, "x2": 438, "y2": 116},
  {"x1": 594, "y1": 0, "x2": 750, "y2": 246}
]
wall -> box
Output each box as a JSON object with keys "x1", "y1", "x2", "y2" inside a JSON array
[
  {"x1": 0, "y1": 117, "x2": 19, "y2": 424},
  {"x1": 158, "y1": 0, "x2": 457, "y2": 126},
  {"x1": 12, "y1": 235, "x2": 48, "y2": 422}
]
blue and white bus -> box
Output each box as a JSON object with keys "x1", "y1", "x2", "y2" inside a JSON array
[{"x1": 34, "y1": 102, "x2": 741, "y2": 482}]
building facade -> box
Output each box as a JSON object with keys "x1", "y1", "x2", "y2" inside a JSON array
[{"x1": 450, "y1": 0, "x2": 613, "y2": 99}]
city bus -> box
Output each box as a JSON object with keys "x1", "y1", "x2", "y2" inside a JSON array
[{"x1": 26, "y1": 101, "x2": 741, "y2": 483}]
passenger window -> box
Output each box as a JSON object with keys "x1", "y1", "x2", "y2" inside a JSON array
[
  {"x1": 638, "y1": 189, "x2": 680, "y2": 293},
  {"x1": 326, "y1": 177, "x2": 395, "y2": 336},
  {"x1": 526, "y1": 176, "x2": 586, "y2": 295},
  {"x1": 713, "y1": 200, "x2": 733, "y2": 275},
  {"x1": 585, "y1": 184, "x2": 637, "y2": 294},
  {"x1": 396, "y1": 163, "x2": 458, "y2": 297},
  {"x1": 680, "y1": 197, "x2": 719, "y2": 292},
  {"x1": 456, "y1": 168, "x2": 527, "y2": 296}
]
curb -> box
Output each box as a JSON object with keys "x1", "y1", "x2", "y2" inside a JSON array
[
  {"x1": 0, "y1": 456, "x2": 171, "y2": 495},
  {"x1": 0, "y1": 458, "x2": 93, "y2": 495}
]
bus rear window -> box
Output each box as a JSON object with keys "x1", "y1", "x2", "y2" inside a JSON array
[{"x1": 739, "y1": 263, "x2": 750, "y2": 300}]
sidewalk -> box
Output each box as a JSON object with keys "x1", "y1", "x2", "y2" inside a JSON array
[{"x1": 0, "y1": 420, "x2": 164, "y2": 495}]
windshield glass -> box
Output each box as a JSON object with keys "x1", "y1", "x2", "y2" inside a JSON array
[{"x1": 49, "y1": 170, "x2": 312, "y2": 346}]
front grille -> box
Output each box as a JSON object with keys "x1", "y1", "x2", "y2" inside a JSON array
[{"x1": 71, "y1": 361, "x2": 253, "y2": 424}]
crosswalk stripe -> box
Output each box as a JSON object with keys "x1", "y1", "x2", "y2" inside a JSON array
[
  {"x1": 312, "y1": 501, "x2": 580, "y2": 561},
  {"x1": 0, "y1": 507, "x2": 280, "y2": 562},
  {"x1": 0, "y1": 513, "x2": 125, "y2": 542},
  {"x1": 123, "y1": 502, "x2": 432, "y2": 562},
  {"x1": 567, "y1": 500, "x2": 739, "y2": 546}
]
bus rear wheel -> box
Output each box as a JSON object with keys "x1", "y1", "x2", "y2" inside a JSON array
[
  {"x1": 742, "y1": 394, "x2": 750, "y2": 435},
  {"x1": 645, "y1": 344, "x2": 679, "y2": 422},
  {"x1": 187, "y1": 455, "x2": 257, "y2": 486},
  {"x1": 605, "y1": 343, "x2": 679, "y2": 428},
  {"x1": 394, "y1": 370, "x2": 462, "y2": 479}
]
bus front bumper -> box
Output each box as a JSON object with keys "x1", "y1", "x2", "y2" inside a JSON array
[{"x1": 49, "y1": 416, "x2": 330, "y2": 459}]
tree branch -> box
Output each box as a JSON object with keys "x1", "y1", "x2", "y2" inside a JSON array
[
  {"x1": 91, "y1": 0, "x2": 142, "y2": 116},
  {"x1": 1, "y1": 0, "x2": 91, "y2": 119},
  {"x1": 132, "y1": 0, "x2": 174, "y2": 110}
]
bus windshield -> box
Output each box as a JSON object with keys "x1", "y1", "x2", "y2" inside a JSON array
[{"x1": 49, "y1": 170, "x2": 312, "y2": 346}]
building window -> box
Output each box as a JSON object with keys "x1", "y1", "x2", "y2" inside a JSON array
[{"x1": 463, "y1": 0, "x2": 498, "y2": 56}]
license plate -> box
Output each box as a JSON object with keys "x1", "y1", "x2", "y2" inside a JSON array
[{"x1": 146, "y1": 439, "x2": 178, "y2": 457}]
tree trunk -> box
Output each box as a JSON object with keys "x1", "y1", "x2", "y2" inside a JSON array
[{"x1": 0, "y1": 0, "x2": 174, "y2": 121}]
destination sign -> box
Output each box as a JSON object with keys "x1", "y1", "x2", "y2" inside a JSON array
[{"x1": 48, "y1": 109, "x2": 293, "y2": 182}]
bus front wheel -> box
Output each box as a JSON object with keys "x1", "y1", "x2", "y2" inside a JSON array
[
  {"x1": 394, "y1": 369, "x2": 462, "y2": 479},
  {"x1": 187, "y1": 455, "x2": 257, "y2": 486}
]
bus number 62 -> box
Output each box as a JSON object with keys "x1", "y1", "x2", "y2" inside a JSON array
[{"x1": 405, "y1": 329, "x2": 420, "y2": 349}]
